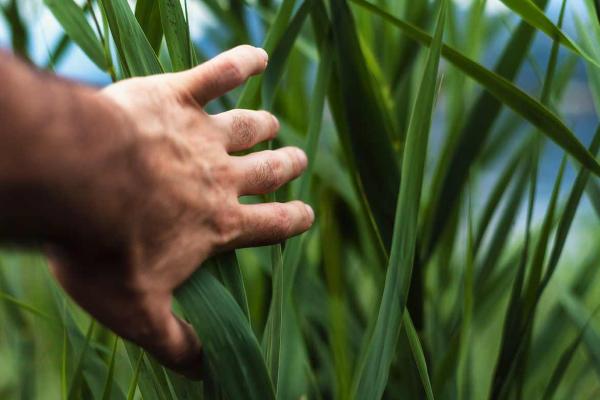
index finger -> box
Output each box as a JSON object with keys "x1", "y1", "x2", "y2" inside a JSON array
[{"x1": 172, "y1": 45, "x2": 268, "y2": 105}]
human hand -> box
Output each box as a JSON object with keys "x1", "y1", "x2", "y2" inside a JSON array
[{"x1": 47, "y1": 45, "x2": 314, "y2": 378}]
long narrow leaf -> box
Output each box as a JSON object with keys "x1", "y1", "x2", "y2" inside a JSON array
[
  {"x1": 351, "y1": 2, "x2": 446, "y2": 398},
  {"x1": 44, "y1": 0, "x2": 107, "y2": 70}
]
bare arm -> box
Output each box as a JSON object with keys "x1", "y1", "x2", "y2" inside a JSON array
[{"x1": 0, "y1": 46, "x2": 314, "y2": 377}]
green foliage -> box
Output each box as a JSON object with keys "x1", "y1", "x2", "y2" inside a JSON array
[{"x1": 2, "y1": 0, "x2": 600, "y2": 399}]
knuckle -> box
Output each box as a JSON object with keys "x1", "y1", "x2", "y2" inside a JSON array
[
  {"x1": 220, "y1": 57, "x2": 245, "y2": 84},
  {"x1": 212, "y1": 206, "x2": 241, "y2": 246},
  {"x1": 252, "y1": 155, "x2": 281, "y2": 192},
  {"x1": 272, "y1": 204, "x2": 292, "y2": 237},
  {"x1": 231, "y1": 113, "x2": 257, "y2": 147}
]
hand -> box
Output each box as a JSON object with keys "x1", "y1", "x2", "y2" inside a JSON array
[{"x1": 47, "y1": 45, "x2": 314, "y2": 378}]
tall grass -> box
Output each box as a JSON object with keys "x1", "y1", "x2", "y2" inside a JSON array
[{"x1": 1, "y1": 0, "x2": 600, "y2": 398}]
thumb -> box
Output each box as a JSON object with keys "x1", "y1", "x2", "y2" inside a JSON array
[{"x1": 132, "y1": 300, "x2": 204, "y2": 380}]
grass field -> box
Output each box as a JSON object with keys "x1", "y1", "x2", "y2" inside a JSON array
[{"x1": 1, "y1": 0, "x2": 600, "y2": 399}]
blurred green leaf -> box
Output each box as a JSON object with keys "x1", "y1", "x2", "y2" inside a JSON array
[
  {"x1": 44, "y1": 0, "x2": 107, "y2": 70},
  {"x1": 500, "y1": 0, "x2": 600, "y2": 68}
]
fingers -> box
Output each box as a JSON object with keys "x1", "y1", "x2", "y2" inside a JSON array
[
  {"x1": 232, "y1": 147, "x2": 307, "y2": 195},
  {"x1": 47, "y1": 254, "x2": 203, "y2": 379},
  {"x1": 172, "y1": 45, "x2": 268, "y2": 105},
  {"x1": 213, "y1": 109, "x2": 279, "y2": 152},
  {"x1": 228, "y1": 201, "x2": 314, "y2": 248}
]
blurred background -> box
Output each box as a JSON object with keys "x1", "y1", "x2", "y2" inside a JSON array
[{"x1": 1, "y1": 0, "x2": 599, "y2": 399}]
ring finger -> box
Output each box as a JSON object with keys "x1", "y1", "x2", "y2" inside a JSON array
[
  {"x1": 212, "y1": 109, "x2": 279, "y2": 152},
  {"x1": 232, "y1": 146, "x2": 308, "y2": 196}
]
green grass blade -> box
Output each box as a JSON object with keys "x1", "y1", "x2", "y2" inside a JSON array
[
  {"x1": 135, "y1": 0, "x2": 163, "y2": 53},
  {"x1": 262, "y1": 0, "x2": 313, "y2": 109},
  {"x1": 176, "y1": 269, "x2": 275, "y2": 400},
  {"x1": 404, "y1": 312, "x2": 435, "y2": 400},
  {"x1": 350, "y1": 0, "x2": 600, "y2": 178},
  {"x1": 474, "y1": 139, "x2": 531, "y2": 252},
  {"x1": 126, "y1": 351, "x2": 143, "y2": 400},
  {"x1": 475, "y1": 162, "x2": 530, "y2": 287},
  {"x1": 158, "y1": 0, "x2": 191, "y2": 71},
  {"x1": 123, "y1": 344, "x2": 172, "y2": 400},
  {"x1": 67, "y1": 319, "x2": 95, "y2": 400},
  {"x1": 542, "y1": 303, "x2": 600, "y2": 399},
  {"x1": 263, "y1": 37, "x2": 332, "y2": 398},
  {"x1": 211, "y1": 253, "x2": 250, "y2": 319},
  {"x1": 101, "y1": 337, "x2": 119, "y2": 400},
  {"x1": 561, "y1": 294, "x2": 600, "y2": 377},
  {"x1": 521, "y1": 156, "x2": 566, "y2": 318},
  {"x1": 329, "y1": 0, "x2": 401, "y2": 250},
  {"x1": 237, "y1": 0, "x2": 298, "y2": 109},
  {"x1": 540, "y1": 127, "x2": 600, "y2": 290},
  {"x1": 100, "y1": 0, "x2": 163, "y2": 76},
  {"x1": 43, "y1": 0, "x2": 107, "y2": 70},
  {"x1": 499, "y1": 0, "x2": 600, "y2": 68},
  {"x1": 351, "y1": 1, "x2": 446, "y2": 398},
  {"x1": 0, "y1": 290, "x2": 53, "y2": 321},
  {"x1": 587, "y1": 179, "x2": 600, "y2": 218}
]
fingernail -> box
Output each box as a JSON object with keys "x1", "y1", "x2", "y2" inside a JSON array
[
  {"x1": 271, "y1": 114, "x2": 280, "y2": 130},
  {"x1": 256, "y1": 47, "x2": 268, "y2": 65},
  {"x1": 295, "y1": 148, "x2": 308, "y2": 168},
  {"x1": 304, "y1": 204, "x2": 315, "y2": 223}
]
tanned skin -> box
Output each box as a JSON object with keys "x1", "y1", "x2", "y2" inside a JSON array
[{"x1": 0, "y1": 45, "x2": 314, "y2": 378}]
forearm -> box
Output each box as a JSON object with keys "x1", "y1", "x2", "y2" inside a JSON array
[{"x1": 0, "y1": 52, "x2": 135, "y2": 248}]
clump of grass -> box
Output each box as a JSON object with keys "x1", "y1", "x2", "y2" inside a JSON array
[{"x1": 1, "y1": 0, "x2": 600, "y2": 399}]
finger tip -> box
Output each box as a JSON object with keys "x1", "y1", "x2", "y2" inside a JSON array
[
  {"x1": 304, "y1": 203, "x2": 315, "y2": 225},
  {"x1": 255, "y1": 47, "x2": 269, "y2": 66},
  {"x1": 294, "y1": 147, "x2": 308, "y2": 168}
]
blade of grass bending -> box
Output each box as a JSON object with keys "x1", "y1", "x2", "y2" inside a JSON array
[
  {"x1": 404, "y1": 312, "x2": 435, "y2": 400},
  {"x1": 157, "y1": 0, "x2": 191, "y2": 71},
  {"x1": 100, "y1": 0, "x2": 163, "y2": 77},
  {"x1": 350, "y1": 0, "x2": 600, "y2": 178},
  {"x1": 135, "y1": 0, "x2": 163, "y2": 53},
  {"x1": 176, "y1": 269, "x2": 275, "y2": 400},
  {"x1": 329, "y1": 0, "x2": 401, "y2": 250},
  {"x1": 43, "y1": 0, "x2": 107, "y2": 70},
  {"x1": 543, "y1": 303, "x2": 600, "y2": 399},
  {"x1": 351, "y1": 2, "x2": 446, "y2": 398},
  {"x1": 101, "y1": 337, "x2": 119, "y2": 400},
  {"x1": 499, "y1": 0, "x2": 600, "y2": 68}
]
